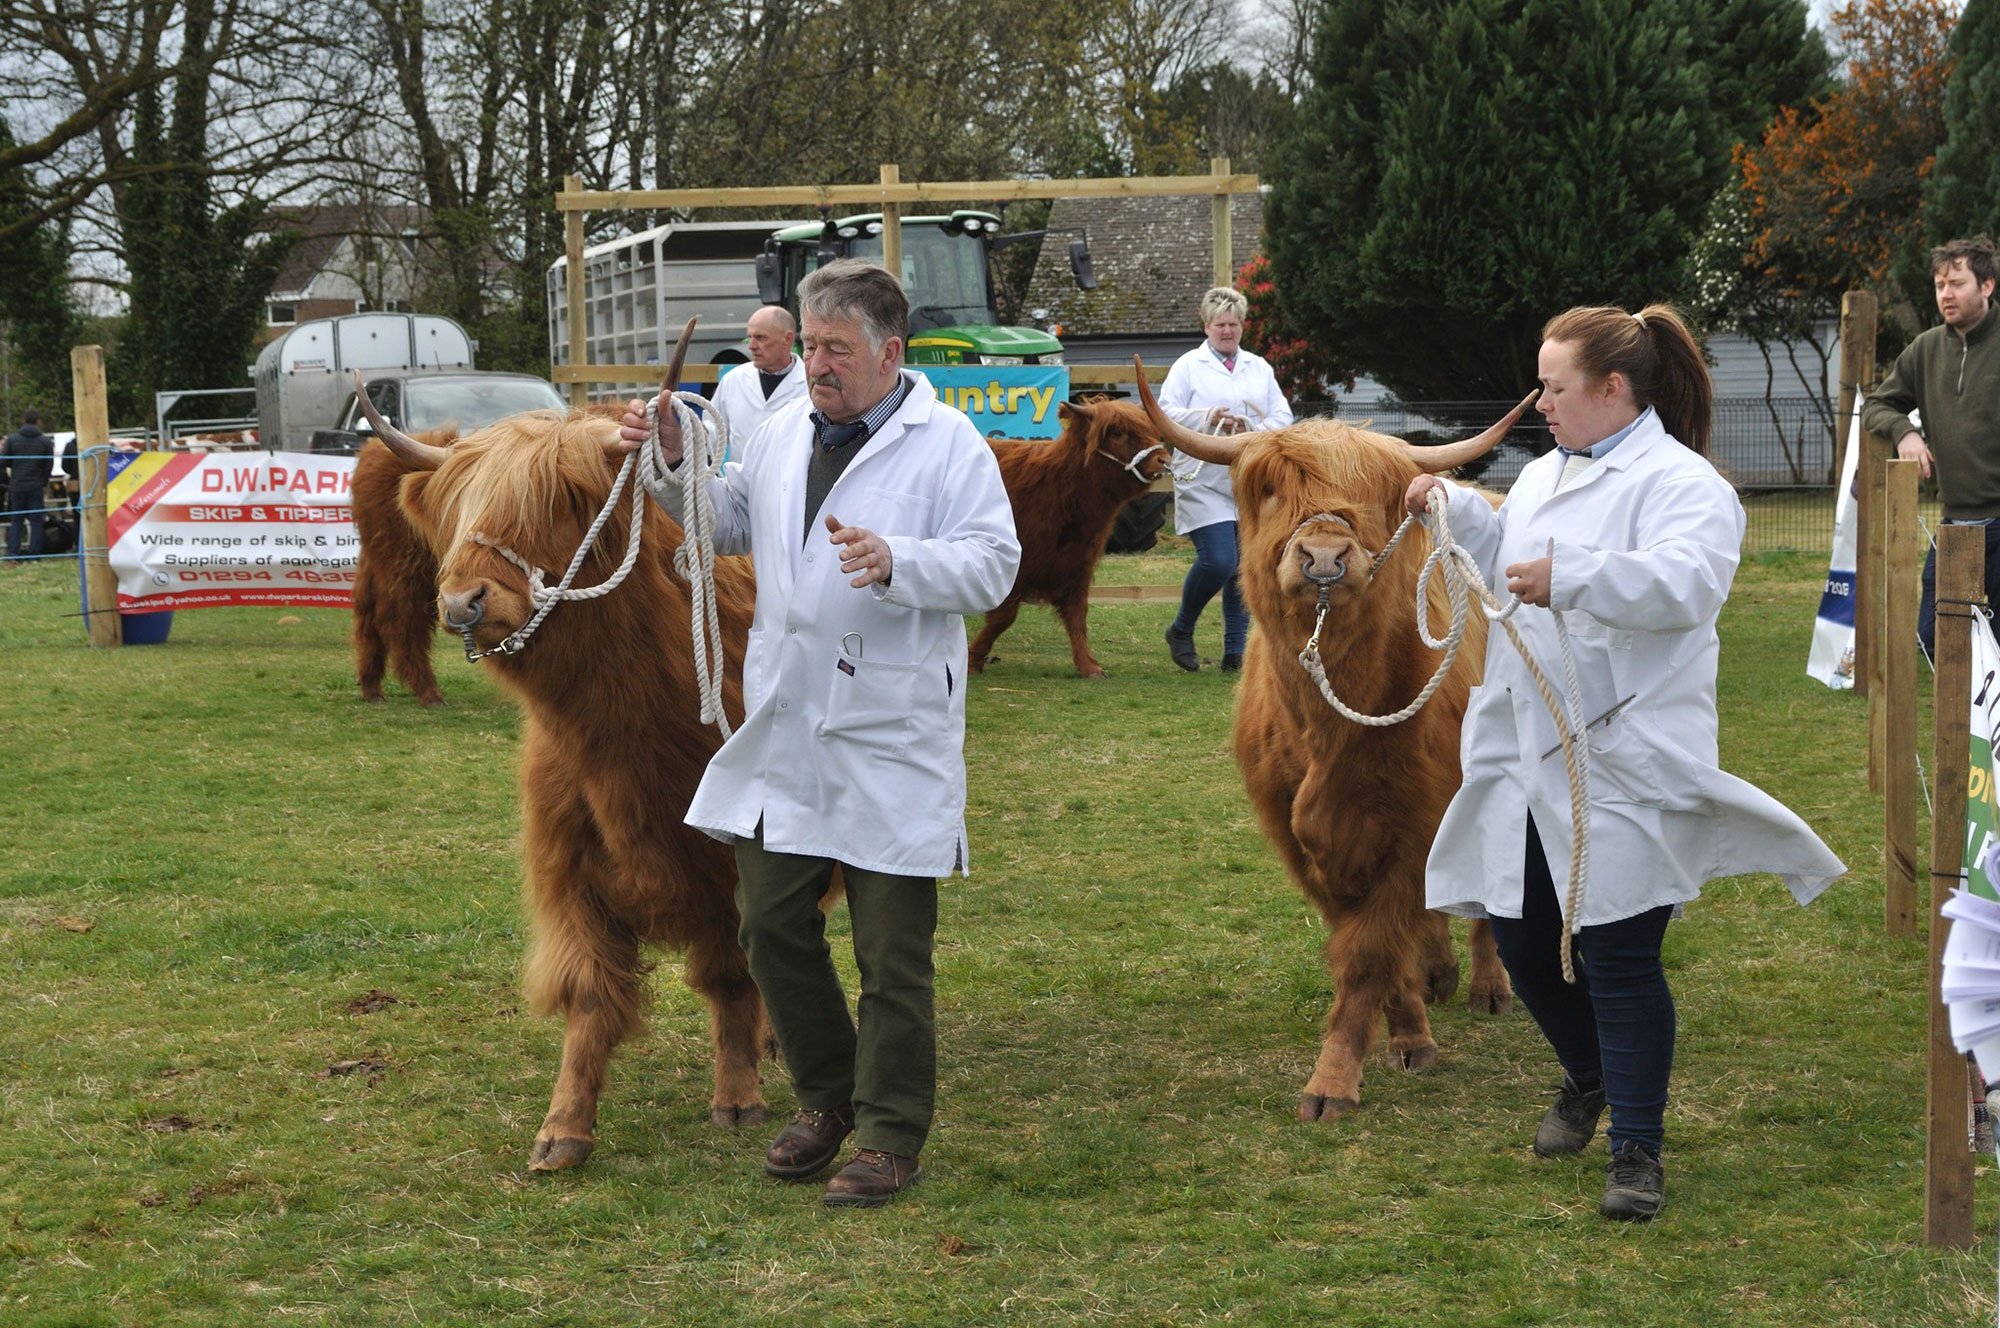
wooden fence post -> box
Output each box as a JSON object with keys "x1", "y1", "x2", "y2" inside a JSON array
[
  {"x1": 564, "y1": 174, "x2": 587, "y2": 409},
  {"x1": 1864, "y1": 425, "x2": 1892, "y2": 792},
  {"x1": 72, "y1": 344, "x2": 119, "y2": 647},
  {"x1": 1926, "y1": 523, "x2": 1981, "y2": 1248},
  {"x1": 880, "y1": 164, "x2": 902, "y2": 284},
  {"x1": 1845, "y1": 291, "x2": 1879, "y2": 701},
  {"x1": 1211, "y1": 156, "x2": 1233, "y2": 289},
  {"x1": 1884, "y1": 458, "x2": 1918, "y2": 936}
]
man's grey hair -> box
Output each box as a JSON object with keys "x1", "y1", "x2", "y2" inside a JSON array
[
  {"x1": 799, "y1": 258, "x2": 909, "y2": 352},
  {"x1": 1199, "y1": 286, "x2": 1248, "y2": 326}
]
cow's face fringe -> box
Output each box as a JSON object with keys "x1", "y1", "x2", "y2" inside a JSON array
[
  {"x1": 1232, "y1": 423, "x2": 1420, "y2": 621},
  {"x1": 1076, "y1": 401, "x2": 1174, "y2": 482},
  {"x1": 402, "y1": 409, "x2": 652, "y2": 650}
]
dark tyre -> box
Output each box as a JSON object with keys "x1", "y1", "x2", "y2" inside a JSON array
[
  {"x1": 41, "y1": 512, "x2": 76, "y2": 556},
  {"x1": 1104, "y1": 492, "x2": 1170, "y2": 554}
]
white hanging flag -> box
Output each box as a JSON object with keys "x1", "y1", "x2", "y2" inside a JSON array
[{"x1": 1806, "y1": 409, "x2": 1861, "y2": 689}]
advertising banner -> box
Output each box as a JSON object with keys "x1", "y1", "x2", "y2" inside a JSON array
[
  {"x1": 107, "y1": 451, "x2": 360, "y2": 611},
  {"x1": 1806, "y1": 409, "x2": 1861, "y2": 689},
  {"x1": 918, "y1": 365, "x2": 1068, "y2": 439},
  {"x1": 1968, "y1": 610, "x2": 2000, "y2": 901}
]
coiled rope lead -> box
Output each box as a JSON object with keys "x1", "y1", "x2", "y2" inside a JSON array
[
  {"x1": 460, "y1": 393, "x2": 734, "y2": 744},
  {"x1": 640, "y1": 391, "x2": 733, "y2": 743},
  {"x1": 1299, "y1": 487, "x2": 1594, "y2": 982}
]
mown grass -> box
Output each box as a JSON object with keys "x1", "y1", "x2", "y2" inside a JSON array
[{"x1": 0, "y1": 536, "x2": 1989, "y2": 1327}]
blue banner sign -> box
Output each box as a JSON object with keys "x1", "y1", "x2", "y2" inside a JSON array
[{"x1": 919, "y1": 366, "x2": 1068, "y2": 439}]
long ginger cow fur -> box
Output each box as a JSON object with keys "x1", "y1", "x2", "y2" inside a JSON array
[
  {"x1": 1138, "y1": 369, "x2": 1530, "y2": 1121},
  {"x1": 373, "y1": 376, "x2": 771, "y2": 1171}
]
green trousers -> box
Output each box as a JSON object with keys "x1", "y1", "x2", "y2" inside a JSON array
[{"x1": 734, "y1": 830, "x2": 938, "y2": 1159}]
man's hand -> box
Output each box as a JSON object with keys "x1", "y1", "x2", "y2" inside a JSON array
[
  {"x1": 617, "y1": 393, "x2": 683, "y2": 464},
  {"x1": 825, "y1": 513, "x2": 892, "y2": 587},
  {"x1": 1506, "y1": 556, "x2": 1552, "y2": 607},
  {"x1": 1406, "y1": 474, "x2": 1446, "y2": 517},
  {"x1": 1896, "y1": 430, "x2": 1933, "y2": 480}
]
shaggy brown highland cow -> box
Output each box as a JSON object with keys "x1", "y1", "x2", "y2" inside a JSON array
[
  {"x1": 1136, "y1": 366, "x2": 1533, "y2": 1121},
  {"x1": 351, "y1": 432, "x2": 455, "y2": 707},
  {"x1": 973, "y1": 398, "x2": 1174, "y2": 678},
  {"x1": 363, "y1": 331, "x2": 774, "y2": 1169}
]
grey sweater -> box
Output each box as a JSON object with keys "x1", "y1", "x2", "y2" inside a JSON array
[{"x1": 1862, "y1": 304, "x2": 2000, "y2": 519}]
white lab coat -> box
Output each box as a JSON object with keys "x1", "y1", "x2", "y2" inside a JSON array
[
  {"x1": 1425, "y1": 409, "x2": 1845, "y2": 926},
  {"x1": 1158, "y1": 344, "x2": 1294, "y2": 534},
  {"x1": 710, "y1": 357, "x2": 808, "y2": 463},
  {"x1": 662, "y1": 370, "x2": 1020, "y2": 877}
]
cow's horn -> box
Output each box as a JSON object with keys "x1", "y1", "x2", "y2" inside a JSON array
[
  {"x1": 1400, "y1": 389, "x2": 1541, "y2": 474},
  {"x1": 1132, "y1": 355, "x2": 1243, "y2": 465},
  {"x1": 662, "y1": 316, "x2": 697, "y2": 397},
  {"x1": 352, "y1": 370, "x2": 449, "y2": 470}
]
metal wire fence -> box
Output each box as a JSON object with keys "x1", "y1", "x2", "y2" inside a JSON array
[{"x1": 1296, "y1": 395, "x2": 1853, "y2": 554}]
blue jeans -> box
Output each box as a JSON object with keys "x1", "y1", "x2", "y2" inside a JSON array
[
  {"x1": 1174, "y1": 520, "x2": 1248, "y2": 658},
  {"x1": 5, "y1": 487, "x2": 43, "y2": 560},
  {"x1": 1487, "y1": 815, "x2": 1676, "y2": 1155},
  {"x1": 1918, "y1": 520, "x2": 2000, "y2": 658}
]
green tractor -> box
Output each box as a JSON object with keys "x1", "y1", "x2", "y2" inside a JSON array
[
  {"x1": 751, "y1": 211, "x2": 1167, "y2": 551},
  {"x1": 753, "y1": 210, "x2": 1091, "y2": 365}
]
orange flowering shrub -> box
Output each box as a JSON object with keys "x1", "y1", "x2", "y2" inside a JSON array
[
  {"x1": 1737, "y1": 0, "x2": 1956, "y2": 305},
  {"x1": 1236, "y1": 254, "x2": 1355, "y2": 402}
]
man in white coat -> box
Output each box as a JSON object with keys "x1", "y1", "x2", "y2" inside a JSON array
[
  {"x1": 709, "y1": 305, "x2": 807, "y2": 462},
  {"x1": 620, "y1": 259, "x2": 1020, "y2": 1208}
]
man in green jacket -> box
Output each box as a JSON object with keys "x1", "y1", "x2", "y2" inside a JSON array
[{"x1": 1862, "y1": 235, "x2": 2000, "y2": 655}]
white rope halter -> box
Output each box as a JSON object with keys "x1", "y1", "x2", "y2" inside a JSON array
[
  {"x1": 1096, "y1": 443, "x2": 1168, "y2": 483},
  {"x1": 456, "y1": 393, "x2": 735, "y2": 743},
  {"x1": 1297, "y1": 487, "x2": 1595, "y2": 982}
]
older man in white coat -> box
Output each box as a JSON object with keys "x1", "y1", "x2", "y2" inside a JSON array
[
  {"x1": 710, "y1": 305, "x2": 807, "y2": 462},
  {"x1": 620, "y1": 259, "x2": 1019, "y2": 1208}
]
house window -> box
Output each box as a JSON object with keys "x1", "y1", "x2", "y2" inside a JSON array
[
  {"x1": 268, "y1": 302, "x2": 297, "y2": 326},
  {"x1": 399, "y1": 229, "x2": 419, "y2": 257},
  {"x1": 385, "y1": 298, "x2": 412, "y2": 313}
]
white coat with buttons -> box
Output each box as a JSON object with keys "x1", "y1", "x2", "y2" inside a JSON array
[
  {"x1": 662, "y1": 370, "x2": 1020, "y2": 878},
  {"x1": 1425, "y1": 408, "x2": 1845, "y2": 925},
  {"x1": 1158, "y1": 344, "x2": 1294, "y2": 534}
]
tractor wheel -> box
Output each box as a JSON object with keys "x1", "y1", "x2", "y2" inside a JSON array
[{"x1": 1104, "y1": 492, "x2": 1170, "y2": 555}]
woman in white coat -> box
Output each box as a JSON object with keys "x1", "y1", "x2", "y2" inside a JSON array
[
  {"x1": 1159, "y1": 286, "x2": 1293, "y2": 671},
  {"x1": 1405, "y1": 304, "x2": 1843, "y2": 1223}
]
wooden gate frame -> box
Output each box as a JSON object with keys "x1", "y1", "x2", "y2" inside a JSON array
[{"x1": 552, "y1": 158, "x2": 1261, "y2": 405}]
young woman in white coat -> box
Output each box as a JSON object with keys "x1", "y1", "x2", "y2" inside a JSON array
[
  {"x1": 1405, "y1": 304, "x2": 1844, "y2": 1223},
  {"x1": 1158, "y1": 286, "x2": 1293, "y2": 671}
]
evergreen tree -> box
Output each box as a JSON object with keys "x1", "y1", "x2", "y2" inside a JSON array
[
  {"x1": 1266, "y1": 0, "x2": 1823, "y2": 400},
  {"x1": 1926, "y1": 0, "x2": 2000, "y2": 248},
  {"x1": 0, "y1": 116, "x2": 79, "y2": 421},
  {"x1": 107, "y1": 0, "x2": 296, "y2": 420}
]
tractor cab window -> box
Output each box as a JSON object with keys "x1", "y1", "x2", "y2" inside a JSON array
[
  {"x1": 792, "y1": 226, "x2": 988, "y2": 334},
  {"x1": 841, "y1": 228, "x2": 989, "y2": 332}
]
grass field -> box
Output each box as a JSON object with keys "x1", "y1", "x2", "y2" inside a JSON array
[{"x1": 0, "y1": 536, "x2": 1990, "y2": 1327}]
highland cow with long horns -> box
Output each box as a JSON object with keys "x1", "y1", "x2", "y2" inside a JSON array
[
  {"x1": 361, "y1": 330, "x2": 772, "y2": 1170},
  {"x1": 1134, "y1": 365, "x2": 1532, "y2": 1121}
]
